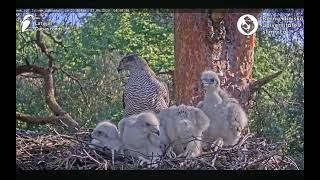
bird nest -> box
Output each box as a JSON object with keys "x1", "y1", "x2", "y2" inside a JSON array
[{"x1": 16, "y1": 129, "x2": 299, "y2": 170}]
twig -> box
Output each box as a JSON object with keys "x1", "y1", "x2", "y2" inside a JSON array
[
  {"x1": 261, "y1": 88, "x2": 281, "y2": 104},
  {"x1": 211, "y1": 153, "x2": 218, "y2": 169},
  {"x1": 16, "y1": 130, "x2": 300, "y2": 170},
  {"x1": 83, "y1": 149, "x2": 102, "y2": 166},
  {"x1": 59, "y1": 68, "x2": 89, "y2": 106},
  {"x1": 243, "y1": 151, "x2": 278, "y2": 169}
]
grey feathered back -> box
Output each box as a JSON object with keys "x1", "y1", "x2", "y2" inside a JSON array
[{"x1": 119, "y1": 54, "x2": 170, "y2": 117}]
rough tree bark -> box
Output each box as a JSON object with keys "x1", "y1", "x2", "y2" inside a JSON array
[
  {"x1": 174, "y1": 9, "x2": 281, "y2": 110},
  {"x1": 174, "y1": 10, "x2": 209, "y2": 106},
  {"x1": 16, "y1": 10, "x2": 79, "y2": 129}
]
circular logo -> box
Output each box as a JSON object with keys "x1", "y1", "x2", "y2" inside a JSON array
[
  {"x1": 237, "y1": 14, "x2": 258, "y2": 35},
  {"x1": 21, "y1": 14, "x2": 34, "y2": 32}
]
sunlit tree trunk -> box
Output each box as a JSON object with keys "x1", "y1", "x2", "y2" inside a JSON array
[
  {"x1": 174, "y1": 9, "x2": 272, "y2": 110},
  {"x1": 174, "y1": 10, "x2": 209, "y2": 106}
]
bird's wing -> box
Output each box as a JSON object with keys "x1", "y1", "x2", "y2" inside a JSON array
[
  {"x1": 219, "y1": 89, "x2": 239, "y2": 104},
  {"x1": 176, "y1": 119, "x2": 194, "y2": 140},
  {"x1": 118, "y1": 118, "x2": 128, "y2": 140},
  {"x1": 150, "y1": 70, "x2": 170, "y2": 107},
  {"x1": 159, "y1": 110, "x2": 177, "y2": 141},
  {"x1": 121, "y1": 80, "x2": 128, "y2": 110},
  {"x1": 159, "y1": 125, "x2": 170, "y2": 146},
  {"x1": 118, "y1": 117, "x2": 138, "y2": 139},
  {"x1": 175, "y1": 119, "x2": 202, "y2": 158},
  {"x1": 218, "y1": 89, "x2": 231, "y2": 100},
  {"x1": 196, "y1": 101, "x2": 203, "y2": 109},
  {"x1": 161, "y1": 81, "x2": 170, "y2": 106},
  {"x1": 193, "y1": 108, "x2": 210, "y2": 132},
  {"x1": 227, "y1": 104, "x2": 248, "y2": 129}
]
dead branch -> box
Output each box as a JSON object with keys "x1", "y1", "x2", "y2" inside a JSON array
[
  {"x1": 16, "y1": 129, "x2": 300, "y2": 170},
  {"x1": 16, "y1": 10, "x2": 79, "y2": 130},
  {"x1": 249, "y1": 71, "x2": 283, "y2": 94},
  {"x1": 243, "y1": 151, "x2": 278, "y2": 169},
  {"x1": 16, "y1": 112, "x2": 63, "y2": 125}
]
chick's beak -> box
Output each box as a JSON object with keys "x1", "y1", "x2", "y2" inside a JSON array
[
  {"x1": 200, "y1": 82, "x2": 204, "y2": 89},
  {"x1": 155, "y1": 130, "x2": 160, "y2": 136},
  {"x1": 151, "y1": 127, "x2": 160, "y2": 136},
  {"x1": 201, "y1": 81, "x2": 209, "y2": 88}
]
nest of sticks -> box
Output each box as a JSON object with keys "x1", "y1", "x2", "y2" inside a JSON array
[{"x1": 16, "y1": 129, "x2": 299, "y2": 170}]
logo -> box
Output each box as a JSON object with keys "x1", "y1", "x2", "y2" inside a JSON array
[
  {"x1": 237, "y1": 14, "x2": 258, "y2": 35},
  {"x1": 21, "y1": 14, "x2": 33, "y2": 32}
]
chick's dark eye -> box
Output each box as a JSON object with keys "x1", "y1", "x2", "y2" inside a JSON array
[
  {"x1": 97, "y1": 131, "x2": 102, "y2": 135},
  {"x1": 146, "y1": 123, "x2": 150, "y2": 126},
  {"x1": 210, "y1": 79, "x2": 215, "y2": 83}
]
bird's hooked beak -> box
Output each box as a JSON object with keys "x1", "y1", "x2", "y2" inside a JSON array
[
  {"x1": 201, "y1": 80, "x2": 210, "y2": 88},
  {"x1": 117, "y1": 58, "x2": 127, "y2": 73},
  {"x1": 150, "y1": 127, "x2": 160, "y2": 136}
]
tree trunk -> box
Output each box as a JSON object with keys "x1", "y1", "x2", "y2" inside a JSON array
[
  {"x1": 174, "y1": 9, "x2": 265, "y2": 110},
  {"x1": 174, "y1": 10, "x2": 209, "y2": 106}
]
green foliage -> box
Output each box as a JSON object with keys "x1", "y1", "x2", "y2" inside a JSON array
[
  {"x1": 16, "y1": 10, "x2": 174, "y2": 132},
  {"x1": 250, "y1": 31, "x2": 304, "y2": 168}
]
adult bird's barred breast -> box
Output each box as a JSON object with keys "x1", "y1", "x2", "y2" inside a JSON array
[{"x1": 123, "y1": 70, "x2": 169, "y2": 117}]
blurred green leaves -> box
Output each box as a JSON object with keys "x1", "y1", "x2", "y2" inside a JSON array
[
  {"x1": 16, "y1": 11, "x2": 174, "y2": 131},
  {"x1": 250, "y1": 31, "x2": 304, "y2": 168}
]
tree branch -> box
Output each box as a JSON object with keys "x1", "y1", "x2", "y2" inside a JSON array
[
  {"x1": 16, "y1": 68, "x2": 80, "y2": 129},
  {"x1": 249, "y1": 71, "x2": 283, "y2": 94},
  {"x1": 16, "y1": 10, "x2": 79, "y2": 130},
  {"x1": 16, "y1": 65, "x2": 48, "y2": 76},
  {"x1": 59, "y1": 68, "x2": 89, "y2": 106},
  {"x1": 16, "y1": 66, "x2": 79, "y2": 129},
  {"x1": 43, "y1": 70, "x2": 79, "y2": 128},
  {"x1": 20, "y1": 74, "x2": 43, "y2": 79},
  {"x1": 261, "y1": 87, "x2": 280, "y2": 104},
  {"x1": 16, "y1": 112, "x2": 60, "y2": 125},
  {"x1": 156, "y1": 70, "x2": 174, "y2": 76},
  {"x1": 43, "y1": 30, "x2": 68, "y2": 52},
  {"x1": 35, "y1": 11, "x2": 54, "y2": 68}
]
